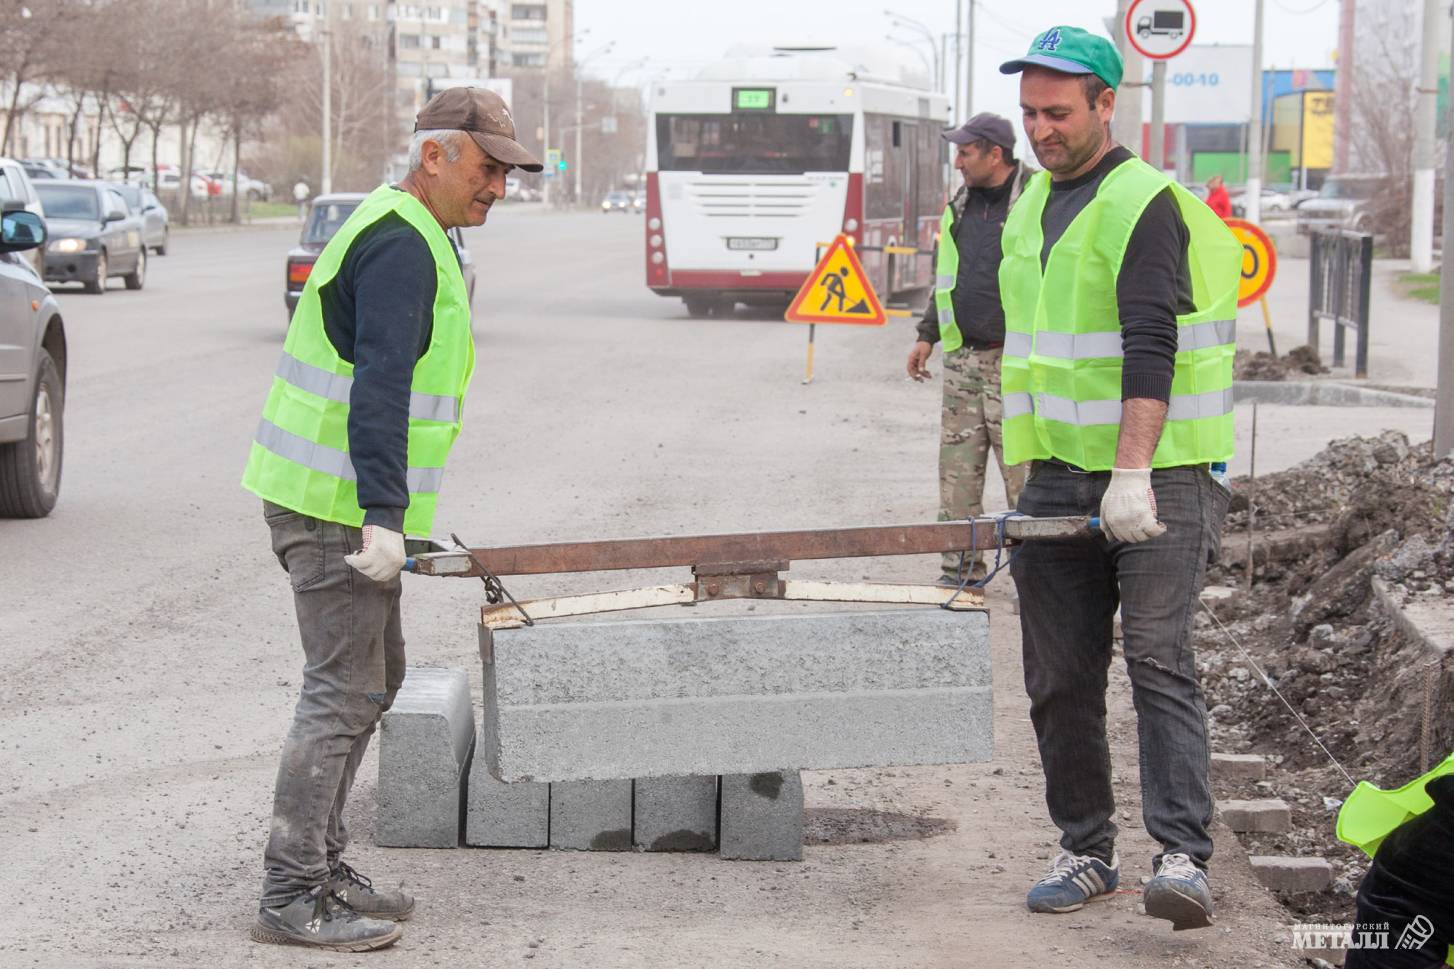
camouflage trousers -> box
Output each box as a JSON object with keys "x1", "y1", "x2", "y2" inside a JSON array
[{"x1": 939, "y1": 346, "x2": 1029, "y2": 577}]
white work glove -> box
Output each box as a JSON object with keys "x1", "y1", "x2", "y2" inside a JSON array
[
  {"x1": 1099, "y1": 468, "x2": 1167, "y2": 543},
  {"x1": 345, "y1": 525, "x2": 407, "y2": 582}
]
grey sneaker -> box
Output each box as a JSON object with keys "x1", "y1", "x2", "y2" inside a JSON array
[
  {"x1": 330, "y1": 861, "x2": 415, "y2": 921},
  {"x1": 1143, "y1": 852, "x2": 1215, "y2": 930},
  {"x1": 250, "y1": 885, "x2": 402, "y2": 951}
]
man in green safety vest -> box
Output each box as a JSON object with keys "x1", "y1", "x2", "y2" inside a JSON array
[
  {"x1": 240, "y1": 87, "x2": 541, "y2": 952},
  {"x1": 996, "y1": 27, "x2": 1241, "y2": 929},
  {"x1": 907, "y1": 112, "x2": 1034, "y2": 586}
]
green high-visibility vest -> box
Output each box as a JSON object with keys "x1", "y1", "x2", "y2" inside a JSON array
[
  {"x1": 932, "y1": 166, "x2": 1026, "y2": 354},
  {"x1": 1337, "y1": 752, "x2": 1454, "y2": 965},
  {"x1": 934, "y1": 203, "x2": 965, "y2": 353},
  {"x1": 241, "y1": 185, "x2": 475, "y2": 536},
  {"x1": 998, "y1": 156, "x2": 1241, "y2": 470}
]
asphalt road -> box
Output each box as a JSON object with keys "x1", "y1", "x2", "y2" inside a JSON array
[{"x1": 3, "y1": 207, "x2": 1309, "y2": 968}]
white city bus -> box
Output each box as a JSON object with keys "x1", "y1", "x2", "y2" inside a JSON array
[{"x1": 644, "y1": 47, "x2": 951, "y2": 318}]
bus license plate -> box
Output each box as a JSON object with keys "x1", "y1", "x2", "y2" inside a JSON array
[{"x1": 727, "y1": 237, "x2": 778, "y2": 251}]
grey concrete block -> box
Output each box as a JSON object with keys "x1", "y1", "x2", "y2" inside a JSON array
[
  {"x1": 1218, "y1": 798, "x2": 1292, "y2": 833},
  {"x1": 466, "y1": 629, "x2": 549, "y2": 846},
  {"x1": 549, "y1": 779, "x2": 633, "y2": 851},
  {"x1": 482, "y1": 609, "x2": 992, "y2": 782},
  {"x1": 634, "y1": 776, "x2": 717, "y2": 852},
  {"x1": 1210, "y1": 752, "x2": 1267, "y2": 783},
  {"x1": 376, "y1": 667, "x2": 474, "y2": 848},
  {"x1": 1249, "y1": 855, "x2": 1334, "y2": 893},
  {"x1": 719, "y1": 771, "x2": 803, "y2": 861}
]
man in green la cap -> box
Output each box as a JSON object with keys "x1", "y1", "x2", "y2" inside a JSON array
[{"x1": 996, "y1": 26, "x2": 1241, "y2": 929}]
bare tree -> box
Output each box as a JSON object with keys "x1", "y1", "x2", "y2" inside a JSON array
[
  {"x1": 0, "y1": 0, "x2": 66, "y2": 155},
  {"x1": 214, "y1": 15, "x2": 296, "y2": 221}
]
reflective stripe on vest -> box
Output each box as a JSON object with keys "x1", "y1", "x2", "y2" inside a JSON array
[
  {"x1": 275, "y1": 351, "x2": 461, "y2": 423},
  {"x1": 254, "y1": 418, "x2": 446, "y2": 493},
  {"x1": 1002, "y1": 319, "x2": 1236, "y2": 360},
  {"x1": 1004, "y1": 389, "x2": 1235, "y2": 425},
  {"x1": 998, "y1": 158, "x2": 1242, "y2": 470}
]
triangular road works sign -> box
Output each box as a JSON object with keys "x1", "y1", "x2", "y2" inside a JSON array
[{"x1": 785, "y1": 234, "x2": 887, "y2": 326}]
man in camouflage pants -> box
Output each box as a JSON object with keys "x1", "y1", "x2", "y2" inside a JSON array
[{"x1": 908, "y1": 113, "x2": 1033, "y2": 584}]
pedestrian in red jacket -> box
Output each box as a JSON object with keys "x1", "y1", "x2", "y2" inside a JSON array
[{"x1": 1205, "y1": 175, "x2": 1232, "y2": 220}]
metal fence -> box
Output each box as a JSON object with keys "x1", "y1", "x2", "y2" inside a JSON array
[{"x1": 1308, "y1": 228, "x2": 1374, "y2": 378}]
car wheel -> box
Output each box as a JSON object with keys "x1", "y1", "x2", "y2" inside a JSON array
[
  {"x1": 124, "y1": 248, "x2": 147, "y2": 290},
  {"x1": 156, "y1": 228, "x2": 168, "y2": 256},
  {"x1": 684, "y1": 296, "x2": 715, "y2": 319},
  {"x1": 0, "y1": 350, "x2": 63, "y2": 518},
  {"x1": 85, "y1": 251, "x2": 108, "y2": 294}
]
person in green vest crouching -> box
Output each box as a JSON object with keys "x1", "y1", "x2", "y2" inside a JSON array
[
  {"x1": 240, "y1": 87, "x2": 541, "y2": 951},
  {"x1": 997, "y1": 27, "x2": 1240, "y2": 929}
]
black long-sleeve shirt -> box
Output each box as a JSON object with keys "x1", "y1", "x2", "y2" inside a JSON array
[
  {"x1": 1039, "y1": 146, "x2": 1192, "y2": 403},
  {"x1": 317, "y1": 192, "x2": 457, "y2": 532}
]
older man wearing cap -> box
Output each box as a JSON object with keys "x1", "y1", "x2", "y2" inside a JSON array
[
  {"x1": 907, "y1": 112, "x2": 1033, "y2": 587},
  {"x1": 994, "y1": 27, "x2": 1240, "y2": 929},
  {"x1": 241, "y1": 86, "x2": 541, "y2": 951}
]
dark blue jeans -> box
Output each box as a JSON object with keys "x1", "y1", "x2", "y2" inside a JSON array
[{"x1": 1010, "y1": 461, "x2": 1226, "y2": 870}]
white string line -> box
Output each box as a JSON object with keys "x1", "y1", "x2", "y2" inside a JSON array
[{"x1": 1197, "y1": 598, "x2": 1358, "y2": 790}]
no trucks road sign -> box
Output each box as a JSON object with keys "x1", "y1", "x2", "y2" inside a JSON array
[{"x1": 1126, "y1": 0, "x2": 1197, "y2": 61}]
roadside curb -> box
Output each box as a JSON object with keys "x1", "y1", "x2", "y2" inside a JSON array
[
  {"x1": 171, "y1": 217, "x2": 298, "y2": 235},
  {"x1": 1234, "y1": 380, "x2": 1434, "y2": 409}
]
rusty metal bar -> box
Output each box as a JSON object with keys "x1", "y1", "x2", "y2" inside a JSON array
[{"x1": 411, "y1": 516, "x2": 1093, "y2": 579}]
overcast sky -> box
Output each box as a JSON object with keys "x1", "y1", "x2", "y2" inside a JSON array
[{"x1": 576, "y1": 0, "x2": 1340, "y2": 127}]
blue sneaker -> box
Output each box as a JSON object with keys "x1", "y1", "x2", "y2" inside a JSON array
[
  {"x1": 1144, "y1": 852, "x2": 1214, "y2": 930},
  {"x1": 1026, "y1": 850, "x2": 1120, "y2": 913}
]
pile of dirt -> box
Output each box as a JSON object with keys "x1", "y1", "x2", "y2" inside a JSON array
[
  {"x1": 1196, "y1": 431, "x2": 1454, "y2": 923},
  {"x1": 1233, "y1": 344, "x2": 1330, "y2": 381}
]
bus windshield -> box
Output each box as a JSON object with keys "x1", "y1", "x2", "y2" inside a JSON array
[{"x1": 656, "y1": 113, "x2": 853, "y2": 174}]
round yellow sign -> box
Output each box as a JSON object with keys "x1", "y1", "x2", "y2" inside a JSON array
[{"x1": 1224, "y1": 217, "x2": 1277, "y2": 308}]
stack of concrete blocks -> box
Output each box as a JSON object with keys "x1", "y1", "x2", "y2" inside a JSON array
[
  {"x1": 376, "y1": 667, "x2": 475, "y2": 848},
  {"x1": 469, "y1": 609, "x2": 992, "y2": 860},
  {"x1": 376, "y1": 610, "x2": 993, "y2": 859}
]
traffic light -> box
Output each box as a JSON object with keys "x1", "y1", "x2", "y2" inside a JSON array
[{"x1": 557, "y1": 157, "x2": 568, "y2": 172}]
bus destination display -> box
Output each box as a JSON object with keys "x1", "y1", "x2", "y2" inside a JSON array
[{"x1": 732, "y1": 88, "x2": 775, "y2": 111}]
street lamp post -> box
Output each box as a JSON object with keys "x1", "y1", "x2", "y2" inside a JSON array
[
  {"x1": 575, "y1": 42, "x2": 615, "y2": 206},
  {"x1": 886, "y1": 10, "x2": 941, "y2": 92}
]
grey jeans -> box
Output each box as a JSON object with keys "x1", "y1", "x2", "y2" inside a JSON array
[
  {"x1": 1009, "y1": 461, "x2": 1228, "y2": 870},
  {"x1": 259, "y1": 501, "x2": 405, "y2": 905}
]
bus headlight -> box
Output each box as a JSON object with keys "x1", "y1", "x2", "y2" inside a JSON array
[
  {"x1": 651, "y1": 252, "x2": 665, "y2": 265},
  {"x1": 649, "y1": 234, "x2": 662, "y2": 248},
  {"x1": 648, "y1": 217, "x2": 661, "y2": 231},
  {"x1": 843, "y1": 218, "x2": 859, "y2": 232}
]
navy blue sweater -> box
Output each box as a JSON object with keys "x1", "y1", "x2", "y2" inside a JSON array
[{"x1": 318, "y1": 199, "x2": 458, "y2": 532}]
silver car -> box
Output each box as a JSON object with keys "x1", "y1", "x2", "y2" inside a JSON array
[
  {"x1": 1297, "y1": 175, "x2": 1382, "y2": 235},
  {"x1": 112, "y1": 181, "x2": 170, "y2": 255}
]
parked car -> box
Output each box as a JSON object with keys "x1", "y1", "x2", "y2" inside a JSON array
[
  {"x1": 20, "y1": 159, "x2": 62, "y2": 181},
  {"x1": 285, "y1": 192, "x2": 476, "y2": 316},
  {"x1": 35, "y1": 180, "x2": 147, "y2": 293},
  {"x1": 26, "y1": 157, "x2": 91, "y2": 179},
  {"x1": 1230, "y1": 188, "x2": 1293, "y2": 218},
  {"x1": 203, "y1": 169, "x2": 272, "y2": 201},
  {"x1": 601, "y1": 190, "x2": 632, "y2": 213},
  {"x1": 111, "y1": 181, "x2": 169, "y2": 255},
  {"x1": 1297, "y1": 174, "x2": 1384, "y2": 235},
  {"x1": 155, "y1": 169, "x2": 214, "y2": 199},
  {"x1": 0, "y1": 201, "x2": 66, "y2": 517},
  {"x1": 0, "y1": 157, "x2": 46, "y2": 275}
]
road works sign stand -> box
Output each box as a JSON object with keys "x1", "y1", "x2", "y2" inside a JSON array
[
  {"x1": 408, "y1": 516, "x2": 1095, "y2": 629},
  {"x1": 785, "y1": 234, "x2": 890, "y2": 385},
  {"x1": 1226, "y1": 217, "x2": 1279, "y2": 355}
]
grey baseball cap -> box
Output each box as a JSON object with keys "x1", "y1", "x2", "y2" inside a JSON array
[{"x1": 942, "y1": 112, "x2": 1016, "y2": 151}]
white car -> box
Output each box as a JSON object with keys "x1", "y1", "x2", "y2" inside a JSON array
[{"x1": 203, "y1": 170, "x2": 272, "y2": 201}]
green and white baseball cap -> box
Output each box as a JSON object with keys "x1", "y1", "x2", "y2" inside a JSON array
[{"x1": 999, "y1": 26, "x2": 1124, "y2": 90}]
